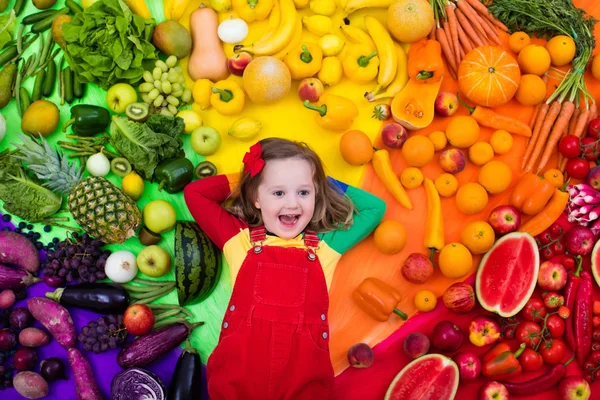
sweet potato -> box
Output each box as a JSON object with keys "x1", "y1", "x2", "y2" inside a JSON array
[
  {"x1": 0, "y1": 231, "x2": 40, "y2": 273},
  {"x1": 27, "y1": 297, "x2": 76, "y2": 350},
  {"x1": 13, "y1": 371, "x2": 49, "y2": 399},
  {"x1": 68, "y1": 348, "x2": 103, "y2": 400},
  {"x1": 19, "y1": 327, "x2": 50, "y2": 348}
]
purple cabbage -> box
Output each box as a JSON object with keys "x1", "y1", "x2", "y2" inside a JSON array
[{"x1": 111, "y1": 368, "x2": 165, "y2": 400}]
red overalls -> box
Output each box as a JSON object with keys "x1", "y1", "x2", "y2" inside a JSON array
[{"x1": 207, "y1": 226, "x2": 335, "y2": 400}]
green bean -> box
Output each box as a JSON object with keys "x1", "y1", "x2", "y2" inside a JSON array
[
  {"x1": 25, "y1": 53, "x2": 37, "y2": 79},
  {"x1": 14, "y1": 72, "x2": 21, "y2": 117},
  {"x1": 151, "y1": 317, "x2": 188, "y2": 329},
  {"x1": 22, "y1": 9, "x2": 55, "y2": 25},
  {"x1": 133, "y1": 278, "x2": 174, "y2": 286},
  {"x1": 16, "y1": 24, "x2": 24, "y2": 55},
  {"x1": 65, "y1": 0, "x2": 83, "y2": 14},
  {"x1": 40, "y1": 34, "x2": 53, "y2": 65},
  {"x1": 13, "y1": 0, "x2": 25, "y2": 16},
  {"x1": 32, "y1": 69, "x2": 46, "y2": 102},
  {"x1": 59, "y1": 66, "x2": 65, "y2": 105},
  {"x1": 153, "y1": 309, "x2": 181, "y2": 322},
  {"x1": 19, "y1": 87, "x2": 30, "y2": 116},
  {"x1": 31, "y1": 7, "x2": 69, "y2": 34},
  {"x1": 64, "y1": 66, "x2": 74, "y2": 104},
  {"x1": 42, "y1": 60, "x2": 56, "y2": 97},
  {"x1": 31, "y1": 47, "x2": 60, "y2": 76}
]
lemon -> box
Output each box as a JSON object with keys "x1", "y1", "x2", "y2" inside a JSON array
[
  {"x1": 318, "y1": 34, "x2": 345, "y2": 56},
  {"x1": 121, "y1": 171, "x2": 144, "y2": 201},
  {"x1": 177, "y1": 110, "x2": 203, "y2": 134}
]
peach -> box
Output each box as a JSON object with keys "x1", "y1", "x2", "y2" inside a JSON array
[
  {"x1": 227, "y1": 51, "x2": 253, "y2": 76},
  {"x1": 403, "y1": 332, "x2": 430, "y2": 359},
  {"x1": 439, "y1": 148, "x2": 466, "y2": 174},
  {"x1": 435, "y1": 92, "x2": 459, "y2": 117},
  {"x1": 402, "y1": 253, "x2": 433, "y2": 284},
  {"x1": 347, "y1": 343, "x2": 374, "y2": 368},
  {"x1": 298, "y1": 78, "x2": 325, "y2": 102},
  {"x1": 381, "y1": 122, "x2": 408, "y2": 149}
]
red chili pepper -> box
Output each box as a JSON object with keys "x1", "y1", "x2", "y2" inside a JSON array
[
  {"x1": 501, "y1": 356, "x2": 574, "y2": 395},
  {"x1": 575, "y1": 271, "x2": 593, "y2": 366},
  {"x1": 564, "y1": 263, "x2": 582, "y2": 352}
]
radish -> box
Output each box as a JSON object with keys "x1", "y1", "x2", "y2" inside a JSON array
[
  {"x1": 0, "y1": 231, "x2": 40, "y2": 273},
  {"x1": 27, "y1": 297, "x2": 76, "y2": 350},
  {"x1": 68, "y1": 348, "x2": 103, "y2": 400}
]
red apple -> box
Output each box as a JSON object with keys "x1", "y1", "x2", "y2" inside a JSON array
[
  {"x1": 488, "y1": 205, "x2": 521, "y2": 234},
  {"x1": 123, "y1": 304, "x2": 155, "y2": 336},
  {"x1": 439, "y1": 148, "x2": 466, "y2": 174},
  {"x1": 298, "y1": 78, "x2": 324, "y2": 102},
  {"x1": 435, "y1": 92, "x2": 459, "y2": 117},
  {"x1": 402, "y1": 253, "x2": 433, "y2": 284},
  {"x1": 347, "y1": 343, "x2": 374, "y2": 368},
  {"x1": 479, "y1": 381, "x2": 509, "y2": 400},
  {"x1": 381, "y1": 122, "x2": 407, "y2": 149},
  {"x1": 564, "y1": 225, "x2": 595, "y2": 256},
  {"x1": 227, "y1": 51, "x2": 253, "y2": 76},
  {"x1": 559, "y1": 376, "x2": 591, "y2": 400},
  {"x1": 454, "y1": 352, "x2": 481, "y2": 380},
  {"x1": 537, "y1": 261, "x2": 567, "y2": 291}
]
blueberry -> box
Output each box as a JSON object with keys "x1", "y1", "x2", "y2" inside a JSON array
[
  {"x1": 18, "y1": 222, "x2": 26, "y2": 229},
  {"x1": 33, "y1": 232, "x2": 41, "y2": 239},
  {"x1": 14, "y1": 228, "x2": 21, "y2": 233},
  {"x1": 43, "y1": 225, "x2": 51, "y2": 232},
  {"x1": 1, "y1": 214, "x2": 10, "y2": 222},
  {"x1": 35, "y1": 242, "x2": 43, "y2": 250},
  {"x1": 26, "y1": 224, "x2": 33, "y2": 230},
  {"x1": 52, "y1": 237, "x2": 59, "y2": 243},
  {"x1": 1, "y1": 227, "x2": 11, "y2": 232}
]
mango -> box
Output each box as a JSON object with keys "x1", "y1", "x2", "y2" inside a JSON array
[{"x1": 152, "y1": 21, "x2": 192, "y2": 60}]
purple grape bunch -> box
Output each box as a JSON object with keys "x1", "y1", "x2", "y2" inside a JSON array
[{"x1": 78, "y1": 315, "x2": 127, "y2": 354}]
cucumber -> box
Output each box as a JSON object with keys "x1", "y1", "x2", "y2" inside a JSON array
[
  {"x1": 31, "y1": 7, "x2": 69, "y2": 34},
  {"x1": 64, "y1": 66, "x2": 73, "y2": 104},
  {"x1": 174, "y1": 221, "x2": 222, "y2": 306},
  {"x1": 73, "y1": 74, "x2": 84, "y2": 98},
  {"x1": 42, "y1": 59, "x2": 56, "y2": 97},
  {"x1": 19, "y1": 87, "x2": 30, "y2": 115},
  {"x1": 31, "y1": 69, "x2": 46, "y2": 101},
  {"x1": 65, "y1": 0, "x2": 83, "y2": 14},
  {"x1": 22, "y1": 10, "x2": 55, "y2": 25}
]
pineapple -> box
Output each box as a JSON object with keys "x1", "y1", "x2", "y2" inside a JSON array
[{"x1": 13, "y1": 134, "x2": 141, "y2": 244}]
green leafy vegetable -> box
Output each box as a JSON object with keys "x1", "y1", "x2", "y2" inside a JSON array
[
  {"x1": 0, "y1": 10, "x2": 16, "y2": 50},
  {"x1": 61, "y1": 0, "x2": 157, "y2": 89},
  {"x1": 109, "y1": 115, "x2": 185, "y2": 180}
]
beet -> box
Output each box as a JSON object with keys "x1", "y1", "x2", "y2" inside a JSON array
[{"x1": 10, "y1": 307, "x2": 33, "y2": 330}]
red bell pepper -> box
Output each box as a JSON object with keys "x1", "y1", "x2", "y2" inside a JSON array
[{"x1": 482, "y1": 343, "x2": 525, "y2": 379}]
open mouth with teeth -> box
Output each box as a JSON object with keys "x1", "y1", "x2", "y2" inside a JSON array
[{"x1": 278, "y1": 214, "x2": 300, "y2": 226}]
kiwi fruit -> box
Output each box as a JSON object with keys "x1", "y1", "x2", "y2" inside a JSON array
[
  {"x1": 110, "y1": 157, "x2": 132, "y2": 177},
  {"x1": 125, "y1": 102, "x2": 150, "y2": 122},
  {"x1": 139, "y1": 226, "x2": 161, "y2": 246},
  {"x1": 195, "y1": 161, "x2": 217, "y2": 180}
]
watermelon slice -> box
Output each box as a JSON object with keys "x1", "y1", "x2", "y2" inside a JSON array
[
  {"x1": 384, "y1": 354, "x2": 459, "y2": 400},
  {"x1": 591, "y1": 239, "x2": 600, "y2": 287},
  {"x1": 476, "y1": 232, "x2": 539, "y2": 317}
]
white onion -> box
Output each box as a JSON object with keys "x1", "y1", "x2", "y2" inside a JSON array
[
  {"x1": 105, "y1": 250, "x2": 138, "y2": 283},
  {"x1": 218, "y1": 17, "x2": 249, "y2": 44},
  {"x1": 86, "y1": 149, "x2": 110, "y2": 177}
]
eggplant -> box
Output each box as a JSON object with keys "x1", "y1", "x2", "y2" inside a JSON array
[
  {"x1": 117, "y1": 321, "x2": 204, "y2": 368},
  {"x1": 45, "y1": 282, "x2": 130, "y2": 313},
  {"x1": 168, "y1": 341, "x2": 203, "y2": 400},
  {"x1": 0, "y1": 262, "x2": 41, "y2": 289}
]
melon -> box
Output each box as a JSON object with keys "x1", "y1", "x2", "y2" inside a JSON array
[
  {"x1": 242, "y1": 56, "x2": 291, "y2": 105},
  {"x1": 591, "y1": 239, "x2": 600, "y2": 287},
  {"x1": 387, "y1": 0, "x2": 435, "y2": 43},
  {"x1": 384, "y1": 354, "x2": 459, "y2": 400},
  {"x1": 476, "y1": 232, "x2": 539, "y2": 317}
]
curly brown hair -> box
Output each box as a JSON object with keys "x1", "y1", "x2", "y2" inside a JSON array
[{"x1": 226, "y1": 138, "x2": 355, "y2": 233}]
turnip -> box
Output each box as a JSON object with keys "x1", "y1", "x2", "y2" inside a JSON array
[
  {"x1": 0, "y1": 231, "x2": 40, "y2": 273},
  {"x1": 28, "y1": 297, "x2": 76, "y2": 350},
  {"x1": 68, "y1": 348, "x2": 103, "y2": 400},
  {"x1": 13, "y1": 371, "x2": 49, "y2": 399},
  {"x1": 565, "y1": 225, "x2": 596, "y2": 256}
]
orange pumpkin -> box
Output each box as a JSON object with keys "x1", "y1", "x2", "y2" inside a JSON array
[{"x1": 458, "y1": 46, "x2": 521, "y2": 108}]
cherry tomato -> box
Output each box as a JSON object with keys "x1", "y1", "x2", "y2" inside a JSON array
[
  {"x1": 593, "y1": 328, "x2": 600, "y2": 342},
  {"x1": 521, "y1": 298, "x2": 548, "y2": 322},
  {"x1": 594, "y1": 369, "x2": 600, "y2": 382},
  {"x1": 559, "y1": 135, "x2": 582, "y2": 159},
  {"x1": 539, "y1": 231, "x2": 554, "y2": 245},
  {"x1": 581, "y1": 137, "x2": 600, "y2": 161},
  {"x1": 546, "y1": 314, "x2": 565, "y2": 338},
  {"x1": 550, "y1": 223, "x2": 563, "y2": 238},
  {"x1": 592, "y1": 343, "x2": 600, "y2": 351},
  {"x1": 552, "y1": 241, "x2": 566, "y2": 255},
  {"x1": 590, "y1": 351, "x2": 600, "y2": 364},
  {"x1": 516, "y1": 321, "x2": 542, "y2": 348},
  {"x1": 587, "y1": 118, "x2": 600, "y2": 139},
  {"x1": 566, "y1": 158, "x2": 591, "y2": 179},
  {"x1": 541, "y1": 246, "x2": 555, "y2": 260},
  {"x1": 520, "y1": 348, "x2": 544, "y2": 372},
  {"x1": 540, "y1": 338, "x2": 567, "y2": 364},
  {"x1": 584, "y1": 373, "x2": 593, "y2": 383},
  {"x1": 585, "y1": 360, "x2": 597, "y2": 372},
  {"x1": 561, "y1": 255, "x2": 576, "y2": 270},
  {"x1": 504, "y1": 325, "x2": 516, "y2": 340}
]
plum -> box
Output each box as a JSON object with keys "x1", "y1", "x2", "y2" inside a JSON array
[
  {"x1": 13, "y1": 347, "x2": 38, "y2": 371},
  {"x1": 402, "y1": 332, "x2": 430, "y2": 359},
  {"x1": 347, "y1": 343, "x2": 374, "y2": 368},
  {"x1": 0, "y1": 328, "x2": 17, "y2": 350}
]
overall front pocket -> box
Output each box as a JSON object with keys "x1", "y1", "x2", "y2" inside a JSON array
[{"x1": 253, "y1": 262, "x2": 308, "y2": 307}]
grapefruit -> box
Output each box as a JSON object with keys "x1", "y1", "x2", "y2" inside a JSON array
[
  {"x1": 387, "y1": 0, "x2": 435, "y2": 43},
  {"x1": 242, "y1": 56, "x2": 291, "y2": 104},
  {"x1": 384, "y1": 354, "x2": 459, "y2": 400},
  {"x1": 476, "y1": 232, "x2": 539, "y2": 317}
]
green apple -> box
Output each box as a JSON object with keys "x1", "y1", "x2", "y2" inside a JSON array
[
  {"x1": 143, "y1": 200, "x2": 176, "y2": 234},
  {"x1": 106, "y1": 83, "x2": 138, "y2": 114},
  {"x1": 191, "y1": 126, "x2": 222, "y2": 156},
  {"x1": 137, "y1": 245, "x2": 172, "y2": 278}
]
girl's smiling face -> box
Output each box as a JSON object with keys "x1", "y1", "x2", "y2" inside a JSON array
[{"x1": 254, "y1": 157, "x2": 316, "y2": 239}]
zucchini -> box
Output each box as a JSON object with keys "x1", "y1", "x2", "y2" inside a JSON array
[
  {"x1": 167, "y1": 341, "x2": 202, "y2": 400},
  {"x1": 45, "y1": 283, "x2": 130, "y2": 313},
  {"x1": 174, "y1": 221, "x2": 222, "y2": 306}
]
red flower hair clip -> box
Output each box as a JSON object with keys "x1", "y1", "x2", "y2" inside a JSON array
[{"x1": 243, "y1": 142, "x2": 265, "y2": 177}]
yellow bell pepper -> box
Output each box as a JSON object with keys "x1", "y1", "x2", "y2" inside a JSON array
[
  {"x1": 423, "y1": 178, "x2": 444, "y2": 260},
  {"x1": 210, "y1": 80, "x2": 245, "y2": 115},
  {"x1": 232, "y1": 0, "x2": 273, "y2": 22},
  {"x1": 303, "y1": 94, "x2": 358, "y2": 131},
  {"x1": 284, "y1": 44, "x2": 323, "y2": 80},
  {"x1": 318, "y1": 56, "x2": 342, "y2": 86},
  {"x1": 193, "y1": 79, "x2": 213, "y2": 110},
  {"x1": 342, "y1": 44, "x2": 379, "y2": 83}
]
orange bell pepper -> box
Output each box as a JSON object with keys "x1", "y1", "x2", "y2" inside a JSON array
[
  {"x1": 518, "y1": 183, "x2": 570, "y2": 237},
  {"x1": 511, "y1": 173, "x2": 556, "y2": 216},
  {"x1": 352, "y1": 277, "x2": 408, "y2": 322},
  {"x1": 407, "y1": 39, "x2": 444, "y2": 84},
  {"x1": 371, "y1": 149, "x2": 412, "y2": 209}
]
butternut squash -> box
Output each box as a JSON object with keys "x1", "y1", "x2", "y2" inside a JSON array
[
  {"x1": 390, "y1": 77, "x2": 443, "y2": 130},
  {"x1": 188, "y1": 5, "x2": 229, "y2": 82}
]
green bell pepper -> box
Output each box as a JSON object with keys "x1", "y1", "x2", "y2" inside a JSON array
[
  {"x1": 153, "y1": 157, "x2": 194, "y2": 194},
  {"x1": 62, "y1": 104, "x2": 110, "y2": 136}
]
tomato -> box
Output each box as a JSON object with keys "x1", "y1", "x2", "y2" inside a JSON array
[
  {"x1": 559, "y1": 135, "x2": 582, "y2": 159},
  {"x1": 520, "y1": 348, "x2": 544, "y2": 372},
  {"x1": 581, "y1": 137, "x2": 600, "y2": 161},
  {"x1": 551, "y1": 240, "x2": 566, "y2": 255},
  {"x1": 539, "y1": 230, "x2": 553, "y2": 245},
  {"x1": 546, "y1": 314, "x2": 565, "y2": 338},
  {"x1": 541, "y1": 247, "x2": 555, "y2": 260},
  {"x1": 594, "y1": 369, "x2": 600, "y2": 382},
  {"x1": 584, "y1": 361, "x2": 597, "y2": 372},
  {"x1": 521, "y1": 298, "x2": 548, "y2": 322},
  {"x1": 516, "y1": 321, "x2": 542, "y2": 348},
  {"x1": 587, "y1": 118, "x2": 600, "y2": 139},
  {"x1": 561, "y1": 255, "x2": 576, "y2": 270},
  {"x1": 550, "y1": 223, "x2": 563, "y2": 238},
  {"x1": 593, "y1": 328, "x2": 600, "y2": 342},
  {"x1": 566, "y1": 158, "x2": 591, "y2": 179},
  {"x1": 589, "y1": 351, "x2": 600, "y2": 364},
  {"x1": 540, "y1": 338, "x2": 567, "y2": 364}
]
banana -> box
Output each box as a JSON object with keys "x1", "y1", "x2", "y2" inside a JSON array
[
  {"x1": 164, "y1": 0, "x2": 174, "y2": 19},
  {"x1": 302, "y1": 15, "x2": 333, "y2": 36},
  {"x1": 171, "y1": 0, "x2": 192, "y2": 21},
  {"x1": 228, "y1": 116, "x2": 263, "y2": 140},
  {"x1": 343, "y1": 0, "x2": 393, "y2": 13},
  {"x1": 273, "y1": 16, "x2": 303, "y2": 60},
  {"x1": 260, "y1": 0, "x2": 281, "y2": 42},
  {"x1": 365, "y1": 41, "x2": 408, "y2": 101},
  {"x1": 364, "y1": 16, "x2": 397, "y2": 95},
  {"x1": 340, "y1": 24, "x2": 375, "y2": 51},
  {"x1": 235, "y1": 0, "x2": 297, "y2": 55}
]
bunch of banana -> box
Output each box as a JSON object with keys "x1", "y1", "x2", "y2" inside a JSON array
[
  {"x1": 273, "y1": 16, "x2": 303, "y2": 60},
  {"x1": 365, "y1": 41, "x2": 408, "y2": 101},
  {"x1": 364, "y1": 16, "x2": 397, "y2": 98},
  {"x1": 234, "y1": 0, "x2": 297, "y2": 56},
  {"x1": 164, "y1": 0, "x2": 191, "y2": 20},
  {"x1": 342, "y1": 0, "x2": 393, "y2": 14},
  {"x1": 229, "y1": 117, "x2": 263, "y2": 140}
]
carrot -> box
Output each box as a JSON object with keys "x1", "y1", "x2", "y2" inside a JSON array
[
  {"x1": 456, "y1": 0, "x2": 490, "y2": 42},
  {"x1": 429, "y1": 26, "x2": 436, "y2": 40},
  {"x1": 568, "y1": 107, "x2": 581, "y2": 135},
  {"x1": 459, "y1": 43, "x2": 465, "y2": 59},
  {"x1": 442, "y1": 20, "x2": 456, "y2": 67},
  {"x1": 480, "y1": 13, "x2": 498, "y2": 37},
  {"x1": 522, "y1": 102, "x2": 550, "y2": 169},
  {"x1": 465, "y1": 0, "x2": 496, "y2": 22},
  {"x1": 536, "y1": 101, "x2": 576, "y2": 173},
  {"x1": 573, "y1": 108, "x2": 591, "y2": 139},
  {"x1": 473, "y1": 9, "x2": 502, "y2": 45},
  {"x1": 455, "y1": 9, "x2": 485, "y2": 47},
  {"x1": 560, "y1": 157, "x2": 568, "y2": 173},
  {"x1": 525, "y1": 100, "x2": 562, "y2": 172},
  {"x1": 437, "y1": 27, "x2": 458, "y2": 80},
  {"x1": 446, "y1": 5, "x2": 460, "y2": 67},
  {"x1": 530, "y1": 103, "x2": 542, "y2": 128},
  {"x1": 587, "y1": 103, "x2": 597, "y2": 124},
  {"x1": 492, "y1": 18, "x2": 509, "y2": 33},
  {"x1": 456, "y1": 22, "x2": 474, "y2": 54}
]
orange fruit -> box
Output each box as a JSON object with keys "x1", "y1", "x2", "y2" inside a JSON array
[
  {"x1": 374, "y1": 220, "x2": 407, "y2": 255},
  {"x1": 438, "y1": 243, "x2": 473, "y2": 279},
  {"x1": 243, "y1": 56, "x2": 292, "y2": 104},
  {"x1": 518, "y1": 44, "x2": 551, "y2": 76},
  {"x1": 387, "y1": 0, "x2": 435, "y2": 43},
  {"x1": 456, "y1": 183, "x2": 488, "y2": 214},
  {"x1": 490, "y1": 130, "x2": 513, "y2": 154},
  {"x1": 515, "y1": 74, "x2": 546, "y2": 106},
  {"x1": 434, "y1": 173, "x2": 458, "y2": 197},
  {"x1": 428, "y1": 130, "x2": 447, "y2": 151},
  {"x1": 468, "y1": 141, "x2": 494, "y2": 166},
  {"x1": 543, "y1": 168, "x2": 565, "y2": 188},
  {"x1": 401, "y1": 135, "x2": 435, "y2": 167},
  {"x1": 400, "y1": 167, "x2": 424, "y2": 189},
  {"x1": 479, "y1": 160, "x2": 512, "y2": 194},
  {"x1": 592, "y1": 54, "x2": 600, "y2": 81},
  {"x1": 546, "y1": 35, "x2": 576, "y2": 66},
  {"x1": 414, "y1": 290, "x2": 437, "y2": 312},
  {"x1": 508, "y1": 32, "x2": 531, "y2": 54},
  {"x1": 460, "y1": 220, "x2": 495, "y2": 254},
  {"x1": 339, "y1": 130, "x2": 373, "y2": 166},
  {"x1": 446, "y1": 116, "x2": 480, "y2": 148}
]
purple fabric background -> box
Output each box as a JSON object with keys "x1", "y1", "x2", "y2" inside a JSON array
[{"x1": 1, "y1": 216, "x2": 209, "y2": 399}]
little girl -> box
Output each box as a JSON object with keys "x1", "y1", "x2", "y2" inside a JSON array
[{"x1": 184, "y1": 138, "x2": 386, "y2": 400}]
